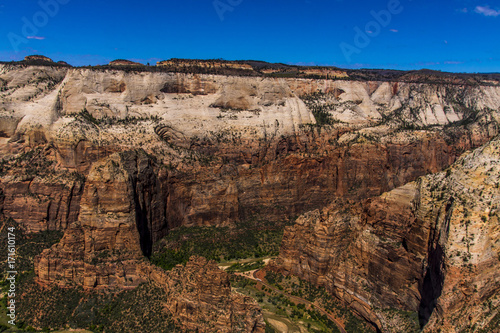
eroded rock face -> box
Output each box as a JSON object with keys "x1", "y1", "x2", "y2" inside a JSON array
[
  {"x1": 3, "y1": 64, "x2": 499, "y2": 149},
  {"x1": 157, "y1": 58, "x2": 254, "y2": 71},
  {"x1": 1, "y1": 64, "x2": 499, "y2": 332},
  {"x1": 33, "y1": 151, "x2": 264, "y2": 332},
  {"x1": 273, "y1": 185, "x2": 423, "y2": 329},
  {"x1": 108, "y1": 59, "x2": 142, "y2": 66},
  {"x1": 1, "y1": 179, "x2": 84, "y2": 232},
  {"x1": 0, "y1": 145, "x2": 86, "y2": 232},
  {"x1": 142, "y1": 256, "x2": 265, "y2": 333},
  {"x1": 24, "y1": 55, "x2": 53, "y2": 62},
  {"x1": 418, "y1": 139, "x2": 500, "y2": 332},
  {"x1": 162, "y1": 131, "x2": 494, "y2": 228},
  {"x1": 34, "y1": 150, "x2": 167, "y2": 288},
  {"x1": 274, "y1": 138, "x2": 500, "y2": 332},
  {"x1": 1, "y1": 64, "x2": 499, "y2": 233}
]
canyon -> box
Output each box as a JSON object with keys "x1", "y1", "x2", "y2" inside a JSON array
[
  {"x1": 273, "y1": 137, "x2": 500, "y2": 332},
  {"x1": 1, "y1": 59, "x2": 499, "y2": 332}
]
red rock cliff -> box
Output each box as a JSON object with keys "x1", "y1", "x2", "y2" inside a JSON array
[{"x1": 274, "y1": 137, "x2": 500, "y2": 332}]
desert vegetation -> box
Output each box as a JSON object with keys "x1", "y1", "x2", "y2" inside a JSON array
[
  {"x1": 151, "y1": 218, "x2": 287, "y2": 270},
  {"x1": 264, "y1": 271, "x2": 376, "y2": 333},
  {"x1": 14, "y1": 278, "x2": 178, "y2": 332}
]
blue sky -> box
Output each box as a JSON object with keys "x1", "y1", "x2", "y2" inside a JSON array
[{"x1": 0, "y1": 0, "x2": 499, "y2": 72}]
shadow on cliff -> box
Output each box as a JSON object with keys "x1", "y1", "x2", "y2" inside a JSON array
[
  {"x1": 134, "y1": 193, "x2": 153, "y2": 258},
  {"x1": 419, "y1": 197, "x2": 454, "y2": 328},
  {"x1": 125, "y1": 150, "x2": 166, "y2": 259},
  {"x1": 418, "y1": 243, "x2": 445, "y2": 328}
]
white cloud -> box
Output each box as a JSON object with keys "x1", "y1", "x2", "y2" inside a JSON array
[
  {"x1": 27, "y1": 36, "x2": 46, "y2": 40},
  {"x1": 390, "y1": 29, "x2": 399, "y2": 33},
  {"x1": 474, "y1": 5, "x2": 500, "y2": 17}
]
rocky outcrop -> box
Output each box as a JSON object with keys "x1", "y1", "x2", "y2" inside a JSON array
[
  {"x1": 162, "y1": 131, "x2": 494, "y2": 227},
  {"x1": 34, "y1": 150, "x2": 264, "y2": 332},
  {"x1": 1, "y1": 179, "x2": 84, "y2": 232},
  {"x1": 108, "y1": 59, "x2": 142, "y2": 66},
  {"x1": 273, "y1": 137, "x2": 500, "y2": 332},
  {"x1": 0, "y1": 144, "x2": 86, "y2": 232},
  {"x1": 141, "y1": 256, "x2": 265, "y2": 332},
  {"x1": 1, "y1": 63, "x2": 499, "y2": 230},
  {"x1": 157, "y1": 58, "x2": 254, "y2": 71},
  {"x1": 418, "y1": 139, "x2": 500, "y2": 332},
  {"x1": 1, "y1": 62, "x2": 499, "y2": 332},
  {"x1": 24, "y1": 55, "x2": 53, "y2": 63},
  {"x1": 4, "y1": 63, "x2": 498, "y2": 145},
  {"x1": 34, "y1": 150, "x2": 167, "y2": 288}
]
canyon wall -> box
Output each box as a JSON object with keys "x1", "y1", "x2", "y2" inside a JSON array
[
  {"x1": 1, "y1": 64, "x2": 500, "y2": 332},
  {"x1": 33, "y1": 150, "x2": 264, "y2": 332},
  {"x1": 1, "y1": 64, "x2": 499, "y2": 232},
  {"x1": 273, "y1": 137, "x2": 500, "y2": 332}
]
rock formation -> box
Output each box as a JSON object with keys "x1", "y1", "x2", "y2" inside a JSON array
[
  {"x1": 24, "y1": 55, "x2": 53, "y2": 63},
  {"x1": 1, "y1": 63, "x2": 498, "y2": 231},
  {"x1": 273, "y1": 137, "x2": 500, "y2": 332},
  {"x1": 34, "y1": 150, "x2": 167, "y2": 288},
  {"x1": 142, "y1": 256, "x2": 265, "y2": 332},
  {"x1": 108, "y1": 59, "x2": 143, "y2": 66},
  {"x1": 157, "y1": 58, "x2": 254, "y2": 71},
  {"x1": 1, "y1": 61, "x2": 499, "y2": 331},
  {"x1": 34, "y1": 150, "x2": 264, "y2": 332}
]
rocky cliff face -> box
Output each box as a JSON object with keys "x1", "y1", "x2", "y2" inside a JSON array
[
  {"x1": 34, "y1": 150, "x2": 164, "y2": 288},
  {"x1": 1, "y1": 63, "x2": 500, "y2": 331},
  {"x1": 157, "y1": 58, "x2": 255, "y2": 71},
  {"x1": 142, "y1": 256, "x2": 265, "y2": 333},
  {"x1": 33, "y1": 150, "x2": 264, "y2": 332},
  {"x1": 1, "y1": 64, "x2": 498, "y2": 231},
  {"x1": 273, "y1": 137, "x2": 500, "y2": 332}
]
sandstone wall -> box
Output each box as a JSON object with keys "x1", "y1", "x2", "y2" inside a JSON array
[
  {"x1": 0, "y1": 64, "x2": 499, "y2": 233},
  {"x1": 274, "y1": 138, "x2": 500, "y2": 332},
  {"x1": 33, "y1": 150, "x2": 264, "y2": 332}
]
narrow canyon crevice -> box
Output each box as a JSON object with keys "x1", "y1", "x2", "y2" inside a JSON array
[{"x1": 418, "y1": 243, "x2": 445, "y2": 328}]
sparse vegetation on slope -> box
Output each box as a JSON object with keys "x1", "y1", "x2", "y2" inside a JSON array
[
  {"x1": 16, "y1": 277, "x2": 179, "y2": 333},
  {"x1": 0, "y1": 218, "x2": 64, "y2": 331},
  {"x1": 0, "y1": 148, "x2": 54, "y2": 178},
  {"x1": 300, "y1": 91, "x2": 342, "y2": 126},
  {"x1": 0, "y1": 218, "x2": 63, "y2": 273},
  {"x1": 264, "y1": 271, "x2": 375, "y2": 333},
  {"x1": 230, "y1": 273, "x2": 342, "y2": 333},
  {"x1": 151, "y1": 219, "x2": 288, "y2": 270}
]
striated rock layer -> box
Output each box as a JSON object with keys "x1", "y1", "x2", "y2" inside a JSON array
[
  {"x1": 273, "y1": 137, "x2": 500, "y2": 332},
  {"x1": 1, "y1": 64, "x2": 499, "y2": 231},
  {"x1": 34, "y1": 151, "x2": 264, "y2": 332},
  {"x1": 1, "y1": 63, "x2": 499, "y2": 230},
  {"x1": 141, "y1": 257, "x2": 265, "y2": 333},
  {"x1": 34, "y1": 150, "x2": 165, "y2": 288},
  {"x1": 1, "y1": 64, "x2": 499, "y2": 331}
]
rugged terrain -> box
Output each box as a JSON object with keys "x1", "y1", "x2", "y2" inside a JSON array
[
  {"x1": 2, "y1": 63, "x2": 498, "y2": 231},
  {"x1": 273, "y1": 137, "x2": 500, "y2": 332},
  {"x1": 1, "y1": 59, "x2": 500, "y2": 332}
]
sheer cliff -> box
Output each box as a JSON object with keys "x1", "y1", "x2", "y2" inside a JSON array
[
  {"x1": 1, "y1": 63, "x2": 499, "y2": 332},
  {"x1": 1, "y1": 64, "x2": 498, "y2": 232},
  {"x1": 273, "y1": 137, "x2": 500, "y2": 332}
]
